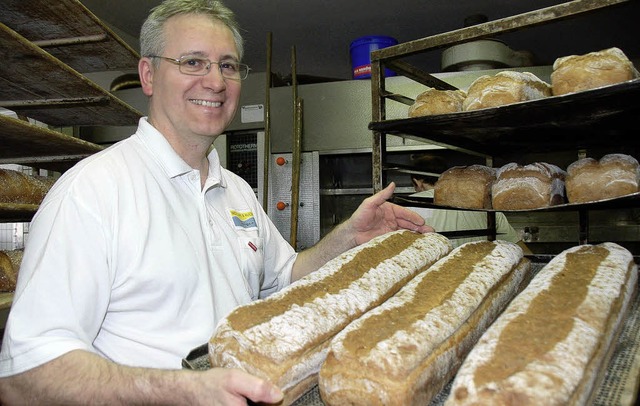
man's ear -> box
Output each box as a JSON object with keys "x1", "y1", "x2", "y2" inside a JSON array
[{"x1": 139, "y1": 57, "x2": 154, "y2": 96}]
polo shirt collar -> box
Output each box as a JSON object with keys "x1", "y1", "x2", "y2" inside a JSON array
[{"x1": 136, "y1": 117, "x2": 227, "y2": 188}]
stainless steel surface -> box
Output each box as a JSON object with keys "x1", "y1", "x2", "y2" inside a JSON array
[{"x1": 268, "y1": 152, "x2": 320, "y2": 250}]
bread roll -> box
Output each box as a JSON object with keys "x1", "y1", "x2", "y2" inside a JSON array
[
  {"x1": 0, "y1": 168, "x2": 56, "y2": 205},
  {"x1": 408, "y1": 88, "x2": 467, "y2": 117},
  {"x1": 462, "y1": 71, "x2": 552, "y2": 111},
  {"x1": 0, "y1": 250, "x2": 23, "y2": 292},
  {"x1": 565, "y1": 153, "x2": 639, "y2": 203},
  {"x1": 446, "y1": 242, "x2": 637, "y2": 406},
  {"x1": 209, "y1": 230, "x2": 452, "y2": 404},
  {"x1": 319, "y1": 240, "x2": 531, "y2": 406},
  {"x1": 551, "y1": 47, "x2": 639, "y2": 96},
  {"x1": 434, "y1": 165, "x2": 496, "y2": 209},
  {"x1": 492, "y1": 162, "x2": 567, "y2": 210}
]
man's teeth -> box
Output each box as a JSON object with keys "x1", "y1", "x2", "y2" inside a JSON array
[{"x1": 191, "y1": 99, "x2": 221, "y2": 107}]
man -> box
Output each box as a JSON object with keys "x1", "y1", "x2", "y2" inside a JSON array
[
  {"x1": 0, "y1": 1, "x2": 432, "y2": 404},
  {"x1": 409, "y1": 155, "x2": 530, "y2": 251}
]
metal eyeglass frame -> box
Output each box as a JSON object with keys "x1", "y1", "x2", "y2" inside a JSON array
[{"x1": 147, "y1": 55, "x2": 250, "y2": 80}]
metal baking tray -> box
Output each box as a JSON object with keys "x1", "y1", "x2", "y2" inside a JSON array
[
  {"x1": 184, "y1": 264, "x2": 640, "y2": 406},
  {"x1": 369, "y1": 79, "x2": 640, "y2": 157},
  {"x1": 393, "y1": 191, "x2": 640, "y2": 213}
]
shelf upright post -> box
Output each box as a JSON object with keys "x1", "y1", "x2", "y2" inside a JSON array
[{"x1": 370, "y1": 56, "x2": 386, "y2": 194}]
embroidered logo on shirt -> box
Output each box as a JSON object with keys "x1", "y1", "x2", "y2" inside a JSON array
[{"x1": 229, "y1": 209, "x2": 257, "y2": 229}]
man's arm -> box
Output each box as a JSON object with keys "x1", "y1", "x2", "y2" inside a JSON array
[
  {"x1": 291, "y1": 182, "x2": 434, "y2": 281},
  {"x1": 0, "y1": 350, "x2": 282, "y2": 405}
]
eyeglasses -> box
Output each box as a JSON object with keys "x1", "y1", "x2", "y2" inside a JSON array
[{"x1": 147, "y1": 55, "x2": 251, "y2": 80}]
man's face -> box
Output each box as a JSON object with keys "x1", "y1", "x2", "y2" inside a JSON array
[{"x1": 141, "y1": 13, "x2": 242, "y2": 142}]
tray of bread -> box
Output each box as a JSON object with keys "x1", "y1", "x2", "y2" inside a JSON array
[
  {"x1": 185, "y1": 231, "x2": 640, "y2": 405},
  {"x1": 371, "y1": 47, "x2": 640, "y2": 156},
  {"x1": 396, "y1": 191, "x2": 640, "y2": 213},
  {"x1": 397, "y1": 154, "x2": 640, "y2": 213}
]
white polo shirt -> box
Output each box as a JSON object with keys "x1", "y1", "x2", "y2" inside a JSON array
[{"x1": 0, "y1": 117, "x2": 296, "y2": 376}]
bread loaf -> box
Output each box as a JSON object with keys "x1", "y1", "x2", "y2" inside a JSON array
[
  {"x1": 0, "y1": 249, "x2": 24, "y2": 292},
  {"x1": 566, "y1": 153, "x2": 639, "y2": 203},
  {"x1": 434, "y1": 165, "x2": 496, "y2": 209},
  {"x1": 408, "y1": 88, "x2": 467, "y2": 117},
  {"x1": 462, "y1": 71, "x2": 552, "y2": 111},
  {"x1": 209, "y1": 230, "x2": 452, "y2": 404},
  {"x1": 446, "y1": 242, "x2": 637, "y2": 406},
  {"x1": 318, "y1": 240, "x2": 531, "y2": 406},
  {"x1": 492, "y1": 162, "x2": 567, "y2": 210},
  {"x1": 0, "y1": 168, "x2": 56, "y2": 205},
  {"x1": 551, "y1": 47, "x2": 639, "y2": 96}
]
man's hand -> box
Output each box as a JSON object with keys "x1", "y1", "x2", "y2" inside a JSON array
[{"x1": 348, "y1": 182, "x2": 434, "y2": 246}]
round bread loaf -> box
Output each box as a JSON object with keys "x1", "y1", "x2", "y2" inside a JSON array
[
  {"x1": 408, "y1": 88, "x2": 467, "y2": 117},
  {"x1": 566, "y1": 153, "x2": 639, "y2": 203},
  {"x1": 462, "y1": 71, "x2": 552, "y2": 111},
  {"x1": 551, "y1": 47, "x2": 639, "y2": 96},
  {"x1": 434, "y1": 165, "x2": 496, "y2": 209},
  {"x1": 492, "y1": 162, "x2": 567, "y2": 210}
]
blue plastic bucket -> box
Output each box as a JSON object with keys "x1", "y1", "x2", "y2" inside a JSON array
[{"x1": 350, "y1": 35, "x2": 398, "y2": 79}]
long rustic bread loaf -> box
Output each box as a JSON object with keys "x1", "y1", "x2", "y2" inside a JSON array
[
  {"x1": 318, "y1": 240, "x2": 531, "y2": 406},
  {"x1": 446, "y1": 242, "x2": 638, "y2": 406},
  {"x1": 0, "y1": 249, "x2": 24, "y2": 292},
  {"x1": 0, "y1": 168, "x2": 56, "y2": 205},
  {"x1": 209, "y1": 230, "x2": 452, "y2": 404}
]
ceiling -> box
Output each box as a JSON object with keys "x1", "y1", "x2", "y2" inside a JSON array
[{"x1": 80, "y1": 0, "x2": 639, "y2": 81}]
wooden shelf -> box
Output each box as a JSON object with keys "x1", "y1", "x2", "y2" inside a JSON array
[
  {"x1": 0, "y1": 292, "x2": 14, "y2": 310},
  {"x1": 0, "y1": 22, "x2": 142, "y2": 127},
  {"x1": 0, "y1": 203, "x2": 38, "y2": 223},
  {"x1": 0, "y1": 0, "x2": 142, "y2": 223},
  {"x1": 0, "y1": 0, "x2": 140, "y2": 73},
  {"x1": 370, "y1": 79, "x2": 640, "y2": 158},
  {"x1": 0, "y1": 114, "x2": 104, "y2": 172}
]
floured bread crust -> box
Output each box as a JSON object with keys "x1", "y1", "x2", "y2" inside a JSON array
[
  {"x1": 551, "y1": 47, "x2": 639, "y2": 96},
  {"x1": 408, "y1": 88, "x2": 467, "y2": 117},
  {"x1": 434, "y1": 165, "x2": 496, "y2": 209},
  {"x1": 462, "y1": 71, "x2": 552, "y2": 111},
  {"x1": 0, "y1": 250, "x2": 23, "y2": 292},
  {"x1": 0, "y1": 168, "x2": 56, "y2": 205},
  {"x1": 492, "y1": 162, "x2": 567, "y2": 210},
  {"x1": 566, "y1": 153, "x2": 639, "y2": 203},
  {"x1": 319, "y1": 240, "x2": 531, "y2": 406},
  {"x1": 209, "y1": 230, "x2": 452, "y2": 404},
  {"x1": 446, "y1": 242, "x2": 638, "y2": 406}
]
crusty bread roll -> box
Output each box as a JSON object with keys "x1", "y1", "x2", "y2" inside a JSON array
[
  {"x1": 565, "y1": 153, "x2": 639, "y2": 203},
  {"x1": 446, "y1": 242, "x2": 637, "y2": 406},
  {"x1": 0, "y1": 168, "x2": 56, "y2": 205},
  {"x1": 408, "y1": 88, "x2": 467, "y2": 117},
  {"x1": 209, "y1": 230, "x2": 452, "y2": 405},
  {"x1": 0, "y1": 250, "x2": 23, "y2": 292},
  {"x1": 462, "y1": 71, "x2": 552, "y2": 111},
  {"x1": 434, "y1": 165, "x2": 496, "y2": 209},
  {"x1": 319, "y1": 240, "x2": 532, "y2": 406},
  {"x1": 551, "y1": 47, "x2": 640, "y2": 96},
  {"x1": 492, "y1": 162, "x2": 567, "y2": 210}
]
